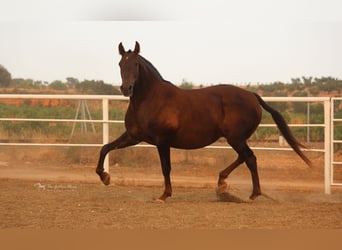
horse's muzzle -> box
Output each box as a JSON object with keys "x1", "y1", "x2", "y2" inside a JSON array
[{"x1": 120, "y1": 84, "x2": 134, "y2": 97}]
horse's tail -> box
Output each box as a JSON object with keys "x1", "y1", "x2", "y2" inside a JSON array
[{"x1": 254, "y1": 93, "x2": 312, "y2": 167}]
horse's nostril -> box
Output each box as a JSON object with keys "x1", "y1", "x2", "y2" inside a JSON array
[{"x1": 120, "y1": 85, "x2": 133, "y2": 91}]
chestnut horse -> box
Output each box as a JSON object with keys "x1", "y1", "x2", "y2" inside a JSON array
[{"x1": 96, "y1": 41, "x2": 311, "y2": 201}]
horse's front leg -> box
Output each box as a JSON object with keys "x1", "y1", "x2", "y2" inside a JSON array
[
  {"x1": 156, "y1": 145, "x2": 172, "y2": 202},
  {"x1": 96, "y1": 131, "x2": 139, "y2": 185}
]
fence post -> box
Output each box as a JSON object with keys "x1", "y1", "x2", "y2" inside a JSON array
[
  {"x1": 324, "y1": 98, "x2": 331, "y2": 194},
  {"x1": 102, "y1": 98, "x2": 109, "y2": 173}
]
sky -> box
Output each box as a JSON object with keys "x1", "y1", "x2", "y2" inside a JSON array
[{"x1": 0, "y1": 0, "x2": 341, "y2": 85}]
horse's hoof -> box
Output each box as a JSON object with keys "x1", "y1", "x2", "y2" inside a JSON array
[
  {"x1": 216, "y1": 182, "x2": 228, "y2": 195},
  {"x1": 155, "y1": 192, "x2": 171, "y2": 203},
  {"x1": 101, "y1": 172, "x2": 111, "y2": 185},
  {"x1": 249, "y1": 193, "x2": 277, "y2": 202},
  {"x1": 249, "y1": 192, "x2": 261, "y2": 200}
]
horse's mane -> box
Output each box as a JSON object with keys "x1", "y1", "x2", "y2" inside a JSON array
[{"x1": 138, "y1": 55, "x2": 173, "y2": 85}]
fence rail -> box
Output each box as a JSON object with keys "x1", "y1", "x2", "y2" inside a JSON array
[{"x1": 0, "y1": 94, "x2": 336, "y2": 194}]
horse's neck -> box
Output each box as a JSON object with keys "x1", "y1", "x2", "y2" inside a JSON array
[
  {"x1": 141, "y1": 65, "x2": 161, "y2": 84},
  {"x1": 130, "y1": 56, "x2": 178, "y2": 106},
  {"x1": 129, "y1": 64, "x2": 160, "y2": 105}
]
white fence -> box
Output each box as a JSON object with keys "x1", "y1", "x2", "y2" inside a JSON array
[
  {"x1": 331, "y1": 97, "x2": 342, "y2": 189},
  {"x1": 0, "y1": 94, "x2": 339, "y2": 194}
]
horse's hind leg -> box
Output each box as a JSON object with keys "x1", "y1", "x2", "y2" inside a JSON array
[
  {"x1": 217, "y1": 142, "x2": 261, "y2": 199},
  {"x1": 217, "y1": 156, "x2": 244, "y2": 194},
  {"x1": 244, "y1": 148, "x2": 261, "y2": 200}
]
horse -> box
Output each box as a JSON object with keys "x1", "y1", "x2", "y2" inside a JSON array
[{"x1": 96, "y1": 41, "x2": 312, "y2": 201}]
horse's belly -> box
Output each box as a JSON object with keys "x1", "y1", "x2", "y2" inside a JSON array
[{"x1": 170, "y1": 128, "x2": 220, "y2": 149}]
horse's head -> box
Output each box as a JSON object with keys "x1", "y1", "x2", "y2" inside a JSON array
[{"x1": 118, "y1": 41, "x2": 140, "y2": 97}]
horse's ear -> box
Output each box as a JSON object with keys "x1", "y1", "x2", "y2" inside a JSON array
[
  {"x1": 134, "y1": 41, "x2": 140, "y2": 54},
  {"x1": 118, "y1": 42, "x2": 125, "y2": 55}
]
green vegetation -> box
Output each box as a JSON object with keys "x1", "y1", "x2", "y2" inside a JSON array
[
  {"x1": 1, "y1": 66, "x2": 121, "y2": 95},
  {"x1": 244, "y1": 77, "x2": 342, "y2": 97}
]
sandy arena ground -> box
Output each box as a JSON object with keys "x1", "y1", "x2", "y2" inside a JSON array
[{"x1": 0, "y1": 153, "x2": 341, "y2": 229}]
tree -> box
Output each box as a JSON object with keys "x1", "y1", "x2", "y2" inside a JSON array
[
  {"x1": 49, "y1": 80, "x2": 67, "y2": 90},
  {"x1": 66, "y1": 77, "x2": 79, "y2": 88},
  {"x1": 11, "y1": 78, "x2": 34, "y2": 89},
  {"x1": 179, "y1": 78, "x2": 194, "y2": 89},
  {"x1": 75, "y1": 80, "x2": 120, "y2": 95},
  {"x1": 0, "y1": 64, "x2": 12, "y2": 87},
  {"x1": 302, "y1": 76, "x2": 313, "y2": 86}
]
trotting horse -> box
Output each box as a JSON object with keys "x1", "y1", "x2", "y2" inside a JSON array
[{"x1": 96, "y1": 41, "x2": 311, "y2": 201}]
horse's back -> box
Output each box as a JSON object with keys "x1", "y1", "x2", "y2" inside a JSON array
[
  {"x1": 188, "y1": 85, "x2": 261, "y2": 117},
  {"x1": 171, "y1": 84, "x2": 262, "y2": 147}
]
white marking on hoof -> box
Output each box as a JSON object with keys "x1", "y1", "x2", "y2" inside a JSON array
[{"x1": 155, "y1": 198, "x2": 165, "y2": 203}]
